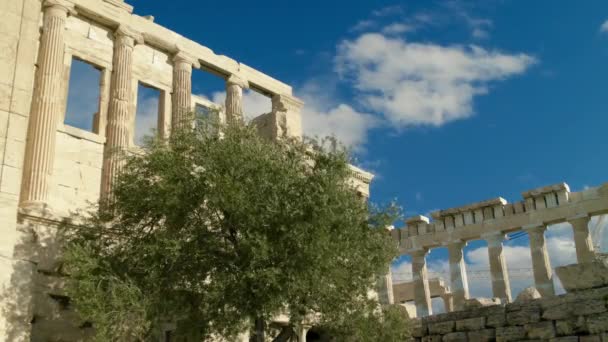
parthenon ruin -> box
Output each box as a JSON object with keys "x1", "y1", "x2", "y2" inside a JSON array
[{"x1": 389, "y1": 182, "x2": 608, "y2": 316}]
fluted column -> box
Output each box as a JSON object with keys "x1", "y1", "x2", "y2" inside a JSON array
[
  {"x1": 568, "y1": 215, "x2": 595, "y2": 263},
  {"x1": 171, "y1": 52, "x2": 198, "y2": 131},
  {"x1": 485, "y1": 232, "x2": 512, "y2": 303},
  {"x1": 447, "y1": 241, "x2": 469, "y2": 311},
  {"x1": 225, "y1": 75, "x2": 249, "y2": 125},
  {"x1": 19, "y1": 1, "x2": 71, "y2": 207},
  {"x1": 376, "y1": 267, "x2": 395, "y2": 305},
  {"x1": 411, "y1": 249, "x2": 432, "y2": 317},
  {"x1": 525, "y1": 224, "x2": 555, "y2": 297},
  {"x1": 100, "y1": 26, "x2": 141, "y2": 202}
]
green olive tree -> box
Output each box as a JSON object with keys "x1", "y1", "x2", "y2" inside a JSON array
[{"x1": 62, "y1": 118, "x2": 409, "y2": 341}]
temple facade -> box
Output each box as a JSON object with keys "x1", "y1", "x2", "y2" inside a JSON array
[{"x1": 0, "y1": 0, "x2": 373, "y2": 340}]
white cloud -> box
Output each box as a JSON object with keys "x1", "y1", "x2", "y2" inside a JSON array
[
  {"x1": 382, "y1": 23, "x2": 414, "y2": 35},
  {"x1": 601, "y1": 20, "x2": 608, "y2": 33},
  {"x1": 336, "y1": 33, "x2": 536, "y2": 128},
  {"x1": 134, "y1": 95, "x2": 160, "y2": 145}
]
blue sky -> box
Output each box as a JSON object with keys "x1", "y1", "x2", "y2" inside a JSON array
[{"x1": 66, "y1": 0, "x2": 608, "y2": 307}]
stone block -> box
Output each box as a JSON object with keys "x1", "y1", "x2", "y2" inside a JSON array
[
  {"x1": 0, "y1": 110, "x2": 9, "y2": 138},
  {"x1": 1, "y1": 165, "x2": 22, "y2": 195},
  {"x1": 550, "y1": 337, "x2": 578, "y2": 342},
  {"x1": 456, "y1": 317, "x2": 486, "y2": 332},
  {"x1": 422, "y1": 336, "x2": 442, "y2": 342},
  {"x1": 515, "y1": 287, "x2": 541, "y2": 303},
  {"x1": 465, "y1": 297, "x2": 501, "y2": 309},
  {"x1": 507, "y1": 305, "x2": 541, "y2": 325},
  {"x1": 587, "y1": 312, "x2": 608, "y2": 334},
  {"x1": 467, "y1": 329, "x2": 495, "y2": 342},
  {"x1": 580, "y1": 336, "x2": 601, "y2": 342},
  {"x1": 555, "y1": 258, "x2": 608, "y2": 291},
  {"x1": 412, "y1": 323, "x2": 426, "y2": 338},
  {"x1": 496, "y1": 326, "x2": 526, "y2": 342},
  {"x1": 428, "y1": 321, "x2": 455, "y2": 335},
  {"x1": 487, "y1": 313, "x2": 507, "y2": 328},
  {"x1": 442, "y1": 332, "x2": 467, "y2": 342},
  {"x1": 525, "y1": 321, "x2": 556, "y2": 340},
  {"x1": 4, "y1": 138, "x2": 25, "y2": 168},
  {"x1": 10, "y1": 87, "x2": 33, "y2": 116},
  {"x1": 543, "y1": 299, "x2": 607, "y2": 320},
  {"x1": 555, "y1": 316, "x2": 588, "y2": 336}
]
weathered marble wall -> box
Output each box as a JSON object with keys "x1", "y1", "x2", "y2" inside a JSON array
[{"x1": 412, "y1": 285, "x2": 608, "y2": 342}]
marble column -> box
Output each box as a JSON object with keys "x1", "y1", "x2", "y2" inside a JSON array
[
  {"x1": 569, "y1": 215, "x2": 595, "y2": 263},
  {"x1": 100, "y1": 26, "x2": 141, "y2": 202},
  {"x1": 447, "y1": 241, "x2": 469, "y2": 311},
  {"x1": 171, "y1": 52, "x2": 197, "y2": 131},
  {"x1": 525, "y1": 225, "x2": 555, "y2": 297},
  {"x1": 485, "y1": 233, "x2": 512, "y2": 303},
  {"x1": 411, "y1": 249, "x2": 432, "y2": 317},
  {"x1": 376, "y1": 267, "x2": 395, "y2": 305},
  {"x1": 20, "y1": 1, "x2": 71, "y2": 207},
  {"x1": 441, "y1": 294, "x2": 454, "y2": 313},
  {"x1": 225, "y1": 75, "x2": 249, "y2": 125},
  {"x1": 296, "y1": 325, "x2": 310, "y2": 342}
]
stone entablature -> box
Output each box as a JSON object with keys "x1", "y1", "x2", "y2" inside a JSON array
[
  {"x1": 392, "y1": 182, "x2": 607, "y2": 254},
  {"x1": 72, "y1": 0, "x2": 291, "y2": 96}
]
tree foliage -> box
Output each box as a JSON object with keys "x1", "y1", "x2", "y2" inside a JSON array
[{"x1": 62, "y1": 118, "x2": 408, "y2": 341}]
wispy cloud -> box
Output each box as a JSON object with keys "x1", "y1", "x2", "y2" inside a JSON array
[
  {"x1": 601, "y1": 20, "x2": 608, "y2": 34},
  {"x1": 372, "y1": 5, "x2": 404, "y2": 17},
  {"x1": 350, "y1": 20, "x2": 376, "y2": 33},
  {"x1": 382, "y1": 23, "x2": 414, "y2": 35}
]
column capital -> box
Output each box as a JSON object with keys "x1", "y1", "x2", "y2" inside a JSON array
[
  {"x1": 173, "y1": 51, "x2": 200, "y2": 68},
  {"x1": 567, "y1": 214, "x2": 591, "y2": 227},
  {"x1": 483, "y1": 232, "x2": 507, "y2": 246},
  {"x1": 114, "y1": 25, "x2": 143, "y2": 45},
  {"x1": 410, "y1": 249, "x2": 429, "y2": 259},
  {"x1": 445, "y1": 240, "x2": 467, "y2": 252},
  {"x1": 523, "y1": 223, "x2": 546, "y2": 235},
  {"x1": 43, "y1": 0, "x2": 75, "y2": 14},
  {"x1": 226, "y1": 74, "x2": 249, "y2": 89}
]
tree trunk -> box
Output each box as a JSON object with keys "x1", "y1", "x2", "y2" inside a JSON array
[{"x1": 254, "y1": 317, "x2": 265, "y2": 342}]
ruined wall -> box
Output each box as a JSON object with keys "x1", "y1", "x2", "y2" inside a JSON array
[{"x1": 412, "y1": 285, "x2": 608, "y2": 342}]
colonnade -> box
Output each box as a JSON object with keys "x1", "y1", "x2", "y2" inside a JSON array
[
  {"x1": 18, "y1": 0, "x2": 304, "y2": 206},
  {"x1": 404, "y1": 216, "x2": 595, "y2": 316}
]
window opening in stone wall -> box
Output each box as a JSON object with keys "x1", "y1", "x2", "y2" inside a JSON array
[
  {"x1": 64, "y1": 58, "x2": 102, "y2": 132},
  {"x1": 194, "y1": 103, "x2": 213, "y2": 120},
  {"x1": 192, "y1": 68, "x2": 225, "y2": 109},
  {"x1": 134, "y1": 82, "x2": 161, "y2": 146}
]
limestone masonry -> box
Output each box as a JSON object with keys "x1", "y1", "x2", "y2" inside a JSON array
[
  {"x1": 0, "y1": 0, "x2": 373, "y2": 340},
  {"x1": 1, "y1": 0, "x2": 607, "y2": 341}
]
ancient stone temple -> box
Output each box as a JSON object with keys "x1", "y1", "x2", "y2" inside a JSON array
[
  {"x1": 0, "y1": 0, "x2": 374, "y2": 340},
  {"x1": 390, "y1": 183, "x2": 608, "y2": 341}
]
